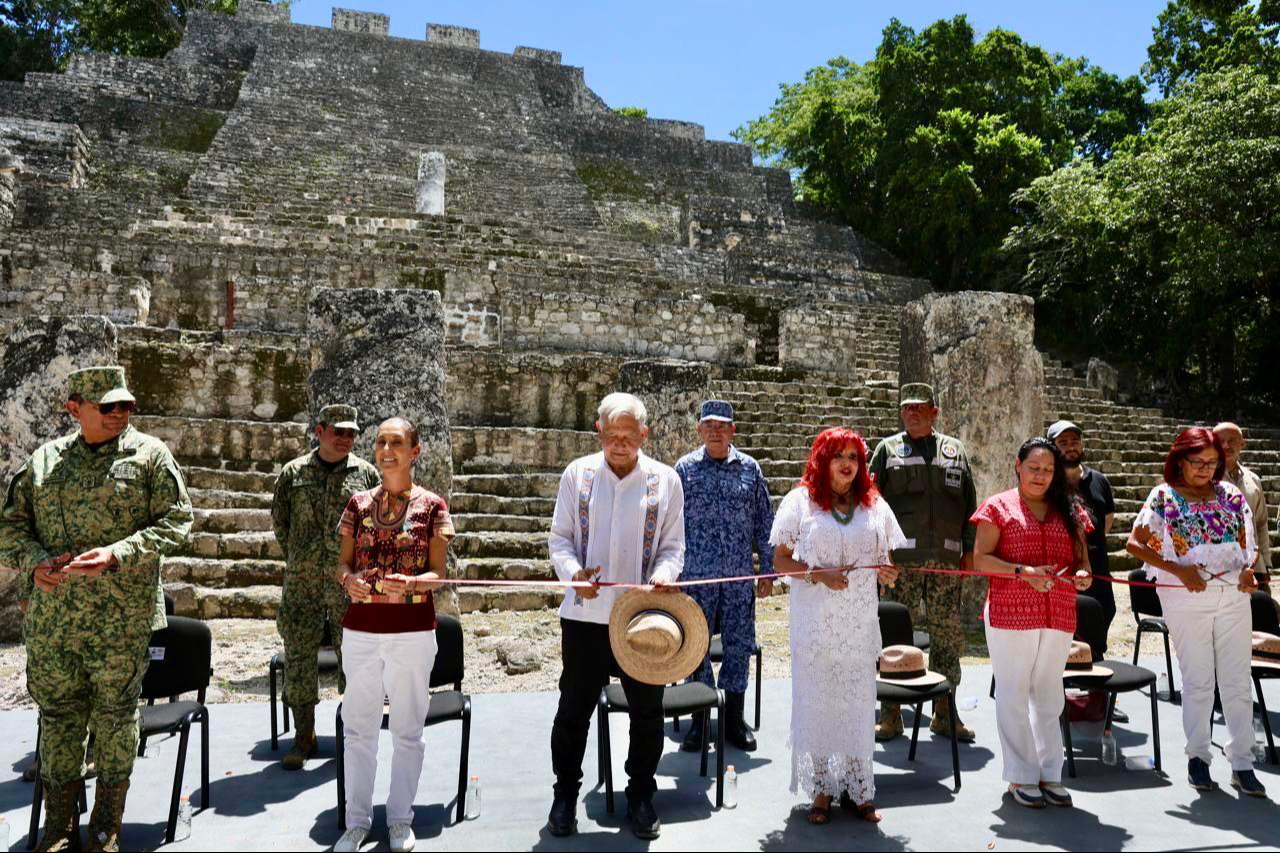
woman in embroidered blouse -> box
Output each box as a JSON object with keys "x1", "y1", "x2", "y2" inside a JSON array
[
  {"x1": 972, "y1": 437, "x2": 1092, "y2": 809},
  {"x1": 332, "y1": 417, "x2": 455, "y2": 853},
  {"x1": 1125, "y1": 427, "x2": 1264, "y2": 798},
  {"x1": 770, "y1": 427, "x2": 904, "y2": 825}
]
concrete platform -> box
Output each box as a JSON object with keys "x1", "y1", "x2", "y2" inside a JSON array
[{"x1": 1, "y1": 659, "x2": 1277, "y2": 851}]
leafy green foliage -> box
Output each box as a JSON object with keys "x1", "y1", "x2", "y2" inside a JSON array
[
  {"x1": 613, "y1": 106, "x2": 649, "y2": 119},
  {"x1": 1144, "y1": 0, "x2": 1279, "y2": 96}
]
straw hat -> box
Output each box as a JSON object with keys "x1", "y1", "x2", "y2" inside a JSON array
[
  {"x1": 875, "y1": 645, "x2": 948, "y2": 688},
  {"x1": 1062, "y1": 640, "x2": 1113, "y2": 679},
  {"x1": 608, "y1": 589, "x2": 709, "y2": 686},
  {"x1": 1252, "y1": 632, "x2": 1280, "y2": 672}
]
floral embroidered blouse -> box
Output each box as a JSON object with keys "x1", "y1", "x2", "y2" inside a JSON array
[{"x1": 1132, "y1": 481, "x2": 1257, "y2": 586}]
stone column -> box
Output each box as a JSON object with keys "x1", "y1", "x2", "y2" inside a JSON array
[
  {"x1": 308, "y1": 288, "x2": 457, "y2": 612},
  {"x1": 0, "y1": 315, "x2": 119, "y2": 640},
  {"x1": 617, "y1": 359, "x2": 713, "y2": 466}
]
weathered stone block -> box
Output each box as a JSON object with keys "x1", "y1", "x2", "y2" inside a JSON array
[
  {"x1": 427, "y1": 24, "x2": 479, "y2": 48},
  {"x1": 618, "y1": 359, "x2": 713, "y2": 465},
  {"x1": 237, "y1": 0, "x2": 290, "y2": 23},
  {"x1": 1088, "y1": 357, "x2": 1119, "y2": 402},
  {"x1": 332, "y1": 7, "x2": 389, "y2": 35},
  {"x1": 514, "y1": 46, "x2": 561, "y2": 64}
]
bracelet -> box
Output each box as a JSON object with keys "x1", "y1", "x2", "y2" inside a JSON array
[
  {"x1": 804, "y1": 564, "x2": 814, "y2": 584},
  {"x1": 1014, "y1": 564, "x2": 1024, "y2": 576}
]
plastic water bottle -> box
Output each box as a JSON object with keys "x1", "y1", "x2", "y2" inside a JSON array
[
  {"x1": 1124, "y1": 754, "x2": 1156, "y2": 771},
  {"x1": 1157, "y1": 673, "x2": 1169, "y2": 700},
  {"x1": 0, "y1": 815, "x2": 11, "y2": 852},
  {"x1": 1253, "y1": 711, "x2": 1269, "y2": 763},
  {"x1": 958, "y1": 696, "x2": 979, "y2": 713},
  {"x1": 465, "y1": 775, "x2": 481, "y2": 820},
  {"x1": 724, "y1": 765, "x2": 738, "y2": 809},
  {"x1": 1101, "y1": 731, "x2": 1119, "y2": 766},
  {"x1": 174, "y1": 795, "x2": 192, "y2": 842}
]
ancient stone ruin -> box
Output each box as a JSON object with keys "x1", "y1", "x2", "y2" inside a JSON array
[{"x1": 2, "y1": 1, "x2": 1277, "y2": 632}]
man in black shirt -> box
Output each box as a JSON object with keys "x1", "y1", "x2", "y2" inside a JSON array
[{"x1": 1050, "y1": 420, "x2": 1128, "y2": 723}]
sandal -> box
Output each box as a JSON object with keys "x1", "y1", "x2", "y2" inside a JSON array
[
  {"x1": 838, "y1": 793, "x2": 883, "y2": 823},
  {"x1": 807, "y1": 796, "x2": 833, "y2": 825}
]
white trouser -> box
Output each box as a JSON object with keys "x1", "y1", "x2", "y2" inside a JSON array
[
  {"x1": 341, "y1": 628, "x2": 437, "y2": 830},
  {"x1": 986, "y1": 624, "x2": 1074, "y2": 785},
  {"x1": 1158, "y1": 584, "x2": 1255, "y2": 771}
]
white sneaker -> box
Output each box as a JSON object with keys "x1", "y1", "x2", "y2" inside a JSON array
[
  {"x1": 334, "y1": 826, "x2": 369, "y2": 852},
  {"x1": 389, "y1": 823, "x2": 416, "y2": 852}
]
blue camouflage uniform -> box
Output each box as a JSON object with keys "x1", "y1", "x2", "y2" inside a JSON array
[{"x1": 675, "y1": 444, "x2": 774, "y2": 693}]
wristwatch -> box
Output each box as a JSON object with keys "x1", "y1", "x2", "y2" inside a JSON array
[{"x1": 1014, "y1": 564, "x2": 1025, "y2": 576}]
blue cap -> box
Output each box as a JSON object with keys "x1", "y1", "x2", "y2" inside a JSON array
[{"x1": 699, "y1": 400, "x2": 734, "y2": 423}]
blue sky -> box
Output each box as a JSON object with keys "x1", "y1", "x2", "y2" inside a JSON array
[{"x1": 288, "y1": 1, "x2": 1171, "y2": 141}]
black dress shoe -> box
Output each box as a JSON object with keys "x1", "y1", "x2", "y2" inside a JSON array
[
  {"x1": 1110, "y1": 704, "x2": 1129, "y2": 724},
  {"x1": 680, "y1": 716, "x2": 705, "y2": 752},
  {"x1": 546, "y1": 797, "x2": 577, "y2": 837},
  {"x1": 627, "y1": 797, "x2": 661, "y2": 840}
]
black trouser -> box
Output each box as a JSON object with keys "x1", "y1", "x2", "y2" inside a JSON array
[
  {"x1": 550, "y1": 618, "x2": 665, "y2": 802},
  {"x1": 1080, "y1": 567, "x2": 1116, "y2": 655}
]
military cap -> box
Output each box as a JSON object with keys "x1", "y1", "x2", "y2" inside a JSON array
[
  {"x1": 899, "y1": 383, "x2": 936, "y2": 407},
  {"x1": 318, "y1": 404, "x2": 360, "y2": 430},
  {"x1": 699, "y1": 400, "x2": 735, "y2": 423},
  {"x1": 1047, "y1": 420, "x2": 1083, "y2": 441},
  {"x1": 68, "y1": 366, "x2": 135, "y2": 405}
]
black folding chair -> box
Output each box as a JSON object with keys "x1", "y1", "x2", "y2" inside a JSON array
[
  {"x1": 876, "y1": 602, "x2": 961, "y2": 791},
  {"x1": 1128, "y1": 568, "x2": 1179, "y2": 702},
  {"x1": 335, "y1": 614, "x2": 471, "y2": 828},
  {"x1": 270, "y1": 618, "x2": 340, "y2": 750},
  {"x1": 597, "y1": 681, "x2": 725, "y2": 813},
  {"x1": 1062, "y1": 594, "x2": 1161, "y2": 778},
  {"x1": 1249, "y1": 591, "x2": 1279, "y2": 765},
  {"x1": 671, "y1": 635, "x2": 763, "y2": 734}
]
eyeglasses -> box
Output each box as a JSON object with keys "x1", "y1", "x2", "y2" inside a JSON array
[
  {"x1": 333, "y1": 428, "x2": 358, "y2": 439},
  {"x1": 1182, "y1": 458, "x2": 1218, "y2": 471},
  {"x1": 87, "y1": 400, "x2": 136, "y2": 415}
]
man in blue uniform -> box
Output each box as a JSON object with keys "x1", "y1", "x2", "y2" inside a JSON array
[{"x1": 675, "y1": 400, "x2": 775, "y2": 752}]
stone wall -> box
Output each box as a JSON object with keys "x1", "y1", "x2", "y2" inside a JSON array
[
  {"x1": 0, "y1": 315, "x2": 119, "y2": 641},
  {"x1": 332, "y1": 8, "x2": 389, "y2": 35},
  {"x1": 427, "y1": 24, "x2": 479, "y2": 48},
  {"x1": 453, "y1": 426, "x2": 598, "y2": 472},
  {"x1": 2, "y1": 266, "x2": 150, "y2": 325},
  {"x1": 779, "y1": 303, "x2": 862, "y2": 374},
  {"x1": 502, "y1": 291, "x2": 755, "y2": 366},
  {"x1": 0, "y1": 118, "x2": 90, "y2": 188},
  {"x1": 0, "y1": 147, "x2": 17, "y2": 229},
  {"x1": 24, "y1": 53, "x2": 245, "y2": 110},
  {"x1": 618, "y1": 360, "x2": 714, "y2": 463},
  {"x1": 514, "y1": 47, "x2": 561, "y2": 64},
  {"x1": 447, "y1": 348, "x2": 625, "y2": 432}
]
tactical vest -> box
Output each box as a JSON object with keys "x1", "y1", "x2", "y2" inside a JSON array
[{"x1": 877, "y1": 432, "x2": 970, "y2": 566}]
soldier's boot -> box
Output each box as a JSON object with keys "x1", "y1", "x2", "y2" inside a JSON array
[
  {"x1": 85, "y1": 779, "x2": 129, "y2": 853},
  {"x1": 35, "y1": 781, "x2": 81, "y2": 852},
  {"x1": 875, "y1": 703, "x2": 904, "y2": 742},
  {"x1": 725, "y1": 692, "x2": 757, "y2": 752},
  {"x1": 929, "y1": 694, "x2": 975, "y2": 743},
  {"x1": 680, "y1": 714, "x2": 706, "y2": 753},
  {"x1": 282, "y1": 706, "x2": 318, "y2": 771},
  {"x1": 22, "y1": 754, "x2": 39, "y2": 782}
]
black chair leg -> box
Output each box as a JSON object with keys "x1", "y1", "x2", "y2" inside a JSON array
[
  {"x1": 1162, "y1": 632, "x2": 1179, "y2": 703},
  {"x1": 269, "y1": 662, "x2": 279, "y2": 751},
  {"x1": 1133, "y1": 627, "x2": 1142, "y2": 666},
  {"x1": 1256, "y1": 675, "x2": 1276, "y2": 765},
  {"x1": 1104, "y1": 693, "x2": 1116, "y2": 729},
  {"x1": 948, "y1": 689, "x2": 961, "y2": 792},
  {"x1": 28, "y1": 766, "x2": 42, "y2": 851},
  {"x1": 200, "y1": 709, "x2": 210, "y2": 809},
  {"x1": 1061, "y1": 708, "x2": 1077, "y2": 779},
  {"x1": 754, "y1": 648, "x2": 763, "y2": 731},
  {"x1": 335, "y1": 706, "x2": 346, "y2": 831},
  {"x1": 672, "y1": 714, "x2": 681, "y2": 733},
  {"x1": 989, "y1": 674, "x2": 996, "y2": 699},
  {"x1": 457, "y1": 704, "x2": 472, "y2": 824},
  {"x1": 716, "y1": 694, "x2": 726, "y2": 809},
  {"x1": 698, "y1": 709, "x2": 710, "y2": 778},
  {"x1": 908, "y1": 703, "x2": 922, "y2": 761},
  {"x1": 1151, "y1": 686, "x2": 1162, "y2": 773},
  {"x1": 167, "y1": 722, "x2": 192, "y2": 844}
]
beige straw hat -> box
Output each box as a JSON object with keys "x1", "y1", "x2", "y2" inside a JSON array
[
  {"x1": 1252, "y1": 632, "x2": 1280, "y2": 672},
  {"x1": 1062, "y1": 640, "x2": 1113, "y2": 679},
  {"x1": 875, "y1": 645, "x2": 948, "y2": 688},
  {"x1": 608, "y1": 589, "x2": 710, "y2": 686}
]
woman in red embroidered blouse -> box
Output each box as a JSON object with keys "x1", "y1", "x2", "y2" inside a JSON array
[
  {"x1": 972, "y1": 437, "x2": 1092, "y2": 810},
  {"x1": 332, "y1": 417, "x2": 454, "y2": 852}
]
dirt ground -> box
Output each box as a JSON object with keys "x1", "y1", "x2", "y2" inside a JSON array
[{"x1": 0, "y1": 588, "x2": 1154, "y2": 710}]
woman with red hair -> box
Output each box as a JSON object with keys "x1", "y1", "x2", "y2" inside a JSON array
[
  {"x1": 1126, "y1": 427, "x2": 1264, "y2": 797},
  {"x1": 770, "y1": 427, "x2": 905, "y2": 825}
]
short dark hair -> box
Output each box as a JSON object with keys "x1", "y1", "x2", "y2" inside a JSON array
[
  {"x1": 378, "y1": 417, "x2": 420, "y2": 448},
  {"x1": 1164, "y1": 428, "x2": 1225, "y2": 485}
]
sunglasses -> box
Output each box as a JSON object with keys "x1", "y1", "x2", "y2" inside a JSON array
[
  {"x1": 87, "y1": 400, "x2": 136, "y2": 415},
  {"x1": 333, "y1": 428, "x2": 358, "y2": 439}
]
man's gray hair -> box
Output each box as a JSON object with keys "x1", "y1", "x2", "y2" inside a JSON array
[{"x1": 597, "y1": 392, "x2": 648, "y2": 428}]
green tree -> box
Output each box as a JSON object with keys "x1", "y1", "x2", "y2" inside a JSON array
[
  {"x1": 735, "y1": 15, "x2": 1147, "y2": 290},
  {"x1": 613, "y1": 106, "x2": 649, "y2": 119},
  {"x1": 1144, "y1": 0, "x2": 1280, "y2": 96},
  {"x1": 1004, "y1": 67, "x2": 1280, "y2": 415}
]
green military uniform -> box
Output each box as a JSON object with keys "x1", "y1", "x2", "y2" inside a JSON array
[
  {"x1": 870, "y1": 383, "x2": 978, "y2": 741},
  {"x1": 0, "y1": 367, "x2": 192, "y2": 851},
  {"x1": 271, "y1": 404, "x2": 379, "y2": 762}
]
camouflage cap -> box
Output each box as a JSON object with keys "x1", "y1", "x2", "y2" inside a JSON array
[
  {"x1": 318, "y1": 404, "x2": 360, "y2": 430},
  {"x1": 899, "y1": 382, "x2": 935, "y2": 407},
  {"x1": 699, "y1": 399, "x2": 735, "y2": 423},
  {"x1": 68, "y1": 366, "x2": 135, "y2": 405}
]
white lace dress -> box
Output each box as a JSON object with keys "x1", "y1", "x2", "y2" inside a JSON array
[{"x1": 770, "y1": 487, "x2": 907, "y2": 803}]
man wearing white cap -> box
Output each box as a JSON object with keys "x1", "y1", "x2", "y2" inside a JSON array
[{"x1": 545, "y1": 392, "x2": 685, "y2": 840}]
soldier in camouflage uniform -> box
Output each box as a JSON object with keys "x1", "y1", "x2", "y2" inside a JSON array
[
  {"x1": 0, "y1": 367, "x2": 193, "y2": 852},
  {"x1": 271, "y1": 404, "x2": 380, "y2": 770},
  {"x1": 869, "y1": 383, "x2": 978, "y2": 743}
]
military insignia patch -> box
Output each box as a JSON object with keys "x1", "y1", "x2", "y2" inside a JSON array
[
  {"x1": 941, "y1": 443, "x2": 958, "y2": 459},
  {"x1": 897, "y1": 443, "x2": 911, "y2": 457}
]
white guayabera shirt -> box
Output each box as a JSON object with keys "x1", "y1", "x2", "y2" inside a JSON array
[{"x1": 548, "y1": 451, "x2": 685, "y2": 625}]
